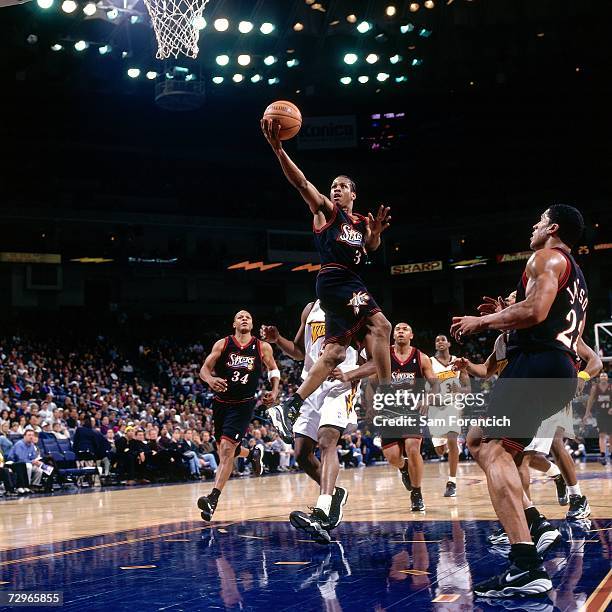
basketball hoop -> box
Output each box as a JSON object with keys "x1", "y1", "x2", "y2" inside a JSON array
[{"x1": 142, "y1": 0, "x2": 210, "y2": 59}]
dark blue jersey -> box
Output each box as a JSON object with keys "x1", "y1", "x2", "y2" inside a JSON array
[
  {"x1": 391, "y1": 347, "x2": 427, "y2": 394},
  {"x1": 214, "y1": 335, "x2": 263, "y2": 402},
  {"x1": 313, "y1": 205, "x2": 368, "y2": 276},
  {"x1": 508, "y1": 248, "x2": 588, "y2": 359}
]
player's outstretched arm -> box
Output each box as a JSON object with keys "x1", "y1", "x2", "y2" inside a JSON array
[
  {"x1": 260, "y1": 302, "x2": 314, "y2": 361},
  {"x1": 365, "y1": 205, "x2": 391, "y2": 251},
  {"x1": 420, "y1": 354, "x2": 441, "y2": 393},
  {"x1": 200, "y1": 339, "x2": 228, "y2": 394},
  {"x1": 577, "y1": 338, "x2": 603, "y2": 379},
  {"x1": 261, "y1": 118, "x2": 334, "y2": 219},
  {"x1": 260, "y1": 341, "x2": 280, "y2": 406},
  {"x1": 584, "y1": 383, "x2": 598, "y2": 421}
]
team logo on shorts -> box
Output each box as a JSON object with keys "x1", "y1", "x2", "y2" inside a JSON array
[
  {"x1": 227, "y1": 353, "x2": 255, "y2": 370},
  {"x1": 344, "y1": 381, "x2": 359, "y2": 417},
  {"x1": 310, "y1": 322, "x2": 326, "y2": 343},
  {"x1": 347, "y1": 291, "x2": 370, "y2": 315}
]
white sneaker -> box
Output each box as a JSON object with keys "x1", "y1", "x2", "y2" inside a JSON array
[{"x1": 17, "y1": 488, "x2": 25, "y2": 494}]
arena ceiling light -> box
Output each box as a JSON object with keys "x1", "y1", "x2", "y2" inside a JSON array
[
  {"x1": 215, "y1": 54, "x2": 229, "y2": 66},
  {"x1": 260, "y1": 22, "x2": 275, "y2": 35},
  {"x1": 286, "y1": 58, "x2": 299, "y2": 68},
  {"x1": 344, "y1": 53, "x2": 358, "y2": 65},
  {"x1": 214, "y1": 18, "x2": 229, "y2": 31},
  {"x1": 385, "y1": 5, "x2": 396, "y2": 17},
  {"x1": 419, "y1": 28, "x2": 432, "y2": 37},
  {"x1": 263, "y1": 55, "x2": 277, "y2": 65},
  {"x1": 412, "y1": 58, "x2": 423, "y2": 66},
  {"x1": 237, "y1": 54, "x2": 251, "y2": 66},
  {"x1": 98, "y1": 44, "x2": 111, "y2": 54},
  {"x1": 293, "y1": 22, "x2": 304, "y2": 32},
  {"x1": 268, "y1": 77, "x2": 280, "y2": 85},
  {"x1": 37, "y1": 0, "x2": 54, "y2": 8},
  {"x1": 51, "y1": 43, "x2": 63, "y2": 51},
  {"x1": 212, "y1": 76, "x2": 224, "y2": 84},
  {"x1": 193, "y1": 16, "x2": 207, "y2": 30},
  {"x1": 356, "y1": 21, "x2": 372, "y2": 34},
  {"x1": 74, "y1": 40, "x2": 89, "y2": 51},
  {"x1": 377, "y1": 72, "x2": 390, "y2": 81},
  {"x1": 358, "y1": 75, "x2": 369, "y2": 83},
  {"x1": 251, "y1": 74, "x2": 262, "y2": 83},
  {"x1": 106, "y1": 8, "x2": 118, "y2": 19},
  {"x1": 232, "y1": 73, "x2": 244, "y2": 82},
  {"x1": 409, "y1": 2, "x2": 420, "y2": 11},
  {"x1": 346, "y1": 14, "x2": 357, "y2": 23},
  {"x1": 83, "y1": 2, "x2": 96, "y2": 15},
  {"x1": 389, "y1": 54, "x2": 402, "y2": 64},
  {"x1": 146, "y1": 71, "x2": 157, "y2": 80},
  {"x1": 340, "y1": 76, "x2": 352, "y2": 85},
  {"x1": 400, "y1": 23, "x2": 414, "y2": 34},
  {"x1": 395, "y1": 75, "x2": 408, "y2": 82},
  {"x1": 127, "y1": 68, "x2": 140, "y2": 78},
  {"x1": 238, "y1": 20, "x2": 253, "y2": 33},
  {"x1": 366, "y1": 53, "x2": 379, "y2": 64},
  {"x1": 61, "y1": 0, "x2": 77, "y2": 13},
  {"x1": 424, "y1": 0, "x2": 435, "y2": 7}
]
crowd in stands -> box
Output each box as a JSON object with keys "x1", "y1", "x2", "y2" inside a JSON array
[{"x1": 0, "y1": 328, "x2": 609, "y2": 497}]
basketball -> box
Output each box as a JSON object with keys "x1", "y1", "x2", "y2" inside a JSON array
[{"x1": 263, "y1": 100, "x2": 302, "y2": 140}]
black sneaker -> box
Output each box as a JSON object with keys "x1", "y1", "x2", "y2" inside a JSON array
[
  {"x1": 529, "y1": 516, "x2": 561, "y2": 555},
  {"x1": 487, "y1": 527, "x2": 510, "y2": 546},
  {"x1": 197, "y1": 495, "x2": 218, "y2": 521},
  {"x1": 553, "y1": 474, "x2": 568, "y2": 506},
  {"x1": 289, "y1": 508, "x2": 332, "y2": 544},
  {"x1": 267, "y1": 397, "x2": 301, "y2": 443},
  {"x1": 328, "y1": 486, "x2": 348, "y2": 530},
  {"x1": 599, "y1": 455, "x2": 608, "y2": 466},
  {"x1": 411, "y1": 488, "x2": 425, "y2": 512},
  {"x1": 401, "y1": 464, "x2": 412, "y2": 492},
  {"x1": 443, "y1": 481, "x2": 456, "y2": 497},
  {"x1": 474, "y1": 563, "x2": 552, "y2": 598},
  {"x1": 249, "y1": 447, "x2": 263, "y2": 477},
  {"x1": 566, "y1": 494, "x2": 591, "y2": 520}
]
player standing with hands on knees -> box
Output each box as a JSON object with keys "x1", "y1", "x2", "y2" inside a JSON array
[{"x1": 261, "y1": 114, "x2": 393, "y2": 442}]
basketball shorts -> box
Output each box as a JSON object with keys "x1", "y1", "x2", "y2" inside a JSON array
[
  {"x1": 212, "y1": 397, "x2": 256, "y2": 444},
  {"x1": 485, "y1": 349, "x2": 577, "y2": 454},
  {"x1": 524, "y1": 405, "x2": 575, "y2": 454},
  {"x1": 293, "y1": 379, "x2": 359, "y2": 442},
  {"x1": 316, "y1": 266, "x2": 381, "y2": 346},
  {"x1": 597, "y1": 411, "x2": 612, "y2": 435}
]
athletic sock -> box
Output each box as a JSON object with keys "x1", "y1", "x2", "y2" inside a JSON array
[
  {"x1": 412, "y1": 486, "x2": 421, "y2": 493},
  {"x1": 315, "y1": 494, "x2": 333, "y2": 515},
  {"x1": 510, "y1": 542, "x2": 541, "y2": 570},
  {"x1": 448, "y1": 476, "x2": 457, "y2": 484},
  {"x1": 209, "y1": 488, "x2": 221, "y2": 503},
  {"x1": 524, "y1": 505, "x2": 541, "y2": 526},
  {"x1": 568, "y1": 484, "x2": 582, "y2": 496},
  {"x1": 546, "y1": 464, "x2": 561, "y2": 477}
]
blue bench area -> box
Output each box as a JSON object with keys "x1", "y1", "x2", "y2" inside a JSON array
[{"x1": 38, "y1": 433, "x2": 98, "y2": 487}]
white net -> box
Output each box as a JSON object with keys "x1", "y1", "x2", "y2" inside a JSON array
[{"x1": 142, "y1": 0, "x2": 210, "y2": 59}]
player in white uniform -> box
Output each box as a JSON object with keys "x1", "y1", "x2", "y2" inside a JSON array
[
  {"x1": 262, "y1": 300, "x2": 366, "y2": 544},
  {"x1": 428, "y1": 335, "x2": 471, "y2": 498}
]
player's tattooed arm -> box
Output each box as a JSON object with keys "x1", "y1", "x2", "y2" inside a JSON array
[
  {"x1": 365, "y1": 205, "x2": 391, "y2": 251},
  {"x1": 261, "y1": 118, "x2": 334, "y2": 220},
  {"x1": 200, "y1": 339, "x2": 228, "y2": 394},
  {"x1": 260, "y1": 341, "x2": 280, "y2": 405}
]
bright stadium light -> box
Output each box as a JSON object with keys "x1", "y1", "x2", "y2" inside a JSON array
[
  {"x1": 340, "y1": 76, "x2": 352, "y2": 85},
  {"x1": 268, "y1": 77, "x2": 280, "y2": 85},
  {"x1": 260, "y1": 22, "x2": 275, "y2": 34},
  {"x1": 293, "y1": 22, "x2": 304, "y2": 32},
  {"x1": 74, "y1": 40, "x2": 89, "y2": 51},
  {"x1": 357, "y1": 21, "x2": 372, "y2": 34},
  {"x1": 425, "y1": 0, "x2": 435, "y2": 8},
  {"x1": 395, "y1": 75, "x2": 408, "y2": 82},
  {"x1": 238, "y1": 20, "x2": 253, "y2": 33},
  {"x1": 385, "y1": 5, "x2": 396, "y2": 17},
  {"x1": 61, "y1": 0, "x2": 77, "y2": 13},
  {"x1": 366, "y1": 53, "x2": 379, "y2": 64},
  {"x1": 263, "y1": 55, "x2": 277, "y2": 65},
  {"x1": 193, "y1": 16, "x2": 206, "y2": 30},
  {"x1": 419, "y1": 28, "x2": 432, "y2": 37},
  {"x1": 412, "y1": 58, "x2": 423, "y2": 66},
  {"x1": 400, "y1": 23, "x2": 414, "y2": 34},
  {"x1": 214, "y1": 18, "x2": 229, "y2": 31},
  {"x1": 358, "y1": 75, "x2": 369, "y2": 83},
  {"x1": 251, "y1": 74, "x2": 262, "y2": 83},
  {"x1": 409, "y1": 2, "x2": 420, "y2": 12},
  {"x1": 215, "y1": 54, "x2": 229, "y2": 66},
  {"x1": 51, "y1": 43, "x2": 63, "y2": 51},
  {"x1": 237, "y1": 54, "x2": 251, "y2": 66},
  {"x1": 83, "y1": 2, "x2": 96, "y2": 15},
  {"x1": 37, "y1": 0, "x2": 54, "y2": 8},
  {"x1": 232, "y1": 73, "x2": 244, "y2": 83},
  {"x1": 106, "y1": 8, "x2": 118, "y2": 19},
  {"x1": 344, "y1": 53, "x2": 358, "y2": 65},
  {"x1": 127, "y1": 68, "x2": 140, "y2": 78},
  {"x1": 212, "y1": 76, "x2": 224, "y2": 84},
  {"x1": 98, "y1": 44, "x2": 111, "y2": 55},
  {"x1": 377, "y1": 72, "x2": 390, "y2": 81},
  {"x1": 286, "y1": 58, "x2": 299, "y2": 67},
  {"x1": 146, "y1": 71, "x2": 157, "y2": 80},
  {"x1": 390, "y1": 54, "x2": 402, "y2": 64}
]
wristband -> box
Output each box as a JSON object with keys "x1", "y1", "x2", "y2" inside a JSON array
[
  {"x1": 577, "y1": 370, "x2": 590, "y2": 382},
  {"x1": 268, "y1": 369, "x2": 280, "y2": 381}
]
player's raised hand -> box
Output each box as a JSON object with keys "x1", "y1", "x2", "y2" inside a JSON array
[
  {"x1": 367, "y1": 205, "x2": 391, "y2": 235},
  {"x1": 209, "y1": 377, "x2": 228, "y2": 393},
  {"x1": 477, "y1": 296, "x2": 505, "y2": 315},
  {"x1": 452, "y1": 358, "x2": 470, "y2": 372},
  {"x1": 260, "y1": 117, "x2": 282, "y2": 152},
  {"x1": 260, "y1": 324, "x2": 280, "y2": 343},
  {"x1": 450, "y1": 315, "x2": 483, "y2": 342}
]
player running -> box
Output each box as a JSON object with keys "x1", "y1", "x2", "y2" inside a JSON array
[{"x1": 584, "y1": 372, "x2": 611, "y2": 465}]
